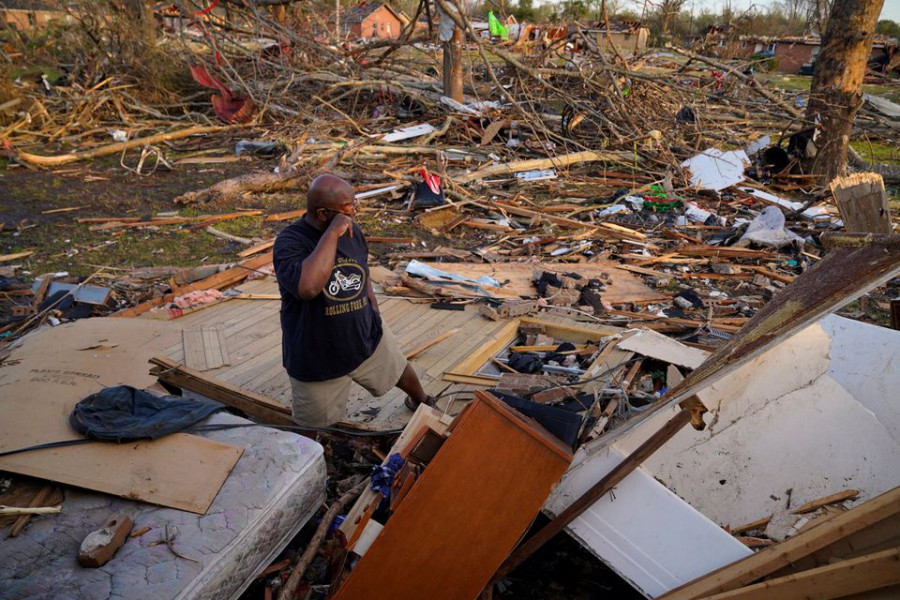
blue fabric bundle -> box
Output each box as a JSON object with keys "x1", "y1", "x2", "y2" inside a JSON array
[
  {"x1": 370, "y1": 453, "x2": 406, "y2": 498},
  {"x1": 70, "y1": 385, "x2": 224, "y2": 442}
]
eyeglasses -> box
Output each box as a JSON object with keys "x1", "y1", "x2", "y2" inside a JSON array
[{"x1": 321, "y1": 200, "x2": 358, "y2": 217}]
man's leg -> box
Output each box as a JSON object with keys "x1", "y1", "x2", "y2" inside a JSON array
[
  {"x1": 396, "y1": 362, "x2": 427, "y2": 406},
  {"x1": 350, "y1": 326, "x2": 432, "y2": 407},
  {"x1": 289, "y1": 375, "x2": 352, "y2": 429}
]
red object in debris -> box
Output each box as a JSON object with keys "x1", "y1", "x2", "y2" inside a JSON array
[
  {"x1": 189, "y1": 64, "x2": 256, "y2": 123},
  {"x1": 419, "y1": 168, "x2": 441, "y2": 195},
  {"x1": 195, "y1": 0, "x2": 220, "y2": 16}
]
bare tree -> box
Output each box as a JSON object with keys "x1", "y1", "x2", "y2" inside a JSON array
[
  {"x1": 803, "y1": 0, "x2": 832, "y2": 35},
  {"x1": 805, "y1": 0, "x2": 885, "y2": 183}
]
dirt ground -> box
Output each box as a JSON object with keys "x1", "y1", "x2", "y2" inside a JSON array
[{"x1": 0, "y1": 152, "x2": 289, "y2": 278}]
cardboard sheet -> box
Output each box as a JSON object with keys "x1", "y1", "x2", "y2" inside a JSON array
[{"x1": 0, "y1": 318, "x2": 243, "y2": 514}]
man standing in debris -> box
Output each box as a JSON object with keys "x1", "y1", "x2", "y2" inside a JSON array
[{"x1": 274, "y1": 174, "x2": 433, "y2": 428}]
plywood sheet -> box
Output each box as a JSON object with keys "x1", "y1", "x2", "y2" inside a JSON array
[
  {"x1": 417, "y1": 261, "x2": 666, "y2": 303},
  {"x1": 0, "y1": 318, "x2": 243, "y2": 514},
  {"x1": 182, "y1": 324, "x2": 230, "y2": 371}
]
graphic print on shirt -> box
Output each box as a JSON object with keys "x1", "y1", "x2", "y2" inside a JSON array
[{"x1": 323, "y1": 258, "x2": 369, "y2": 317}]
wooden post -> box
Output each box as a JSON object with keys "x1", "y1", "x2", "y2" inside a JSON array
[
  {"x1": 335, "y1": 0, "x2": 341, "y2": 41},
  {"x1": 443, "y1": 25, "x2": 463, "y2": 102},
  {"x1": 891, "y1": 298, "x2": 900, "y2": 331},
  {"x1": 830, "y1": 173, "x2": 893, "y2": 234},
  {"x1": 488, "y1": 406, "x2": 693, "y2": 585}
]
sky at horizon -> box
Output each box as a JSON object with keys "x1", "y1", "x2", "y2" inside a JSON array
[{"x1": 534, "y1": 0, "x2": 900, "y2": 25}]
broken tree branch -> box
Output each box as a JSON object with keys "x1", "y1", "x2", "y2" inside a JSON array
[{"x1": 16, "y1": 125, "x2": 229, "y2": 167}]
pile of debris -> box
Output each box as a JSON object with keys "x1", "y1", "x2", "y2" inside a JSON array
[{"x1": 2, "y1": 3, "x2": 900, "y2": 600}]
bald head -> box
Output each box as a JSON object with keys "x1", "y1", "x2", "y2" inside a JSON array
[{"x1": 307, "y1": 174, "x2": 354, "y2": 212}]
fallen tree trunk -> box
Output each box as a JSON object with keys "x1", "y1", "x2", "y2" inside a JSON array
[
  {"x1": 16, "y1": 125, "x2": 228, "y2": 167},
  {"x1": 454, "y1": 150, "x2": 636, "y2": 184},
  {"x1": 848, "y1": 147, "x2": 900, "y2": 183},
  {"x1": 175, "y1": 169, "x2": 307, "y2": 204}
]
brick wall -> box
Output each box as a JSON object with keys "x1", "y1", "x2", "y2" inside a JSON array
[{"x1": 774, "y1": 42, "x2": 817, "y2": 74}]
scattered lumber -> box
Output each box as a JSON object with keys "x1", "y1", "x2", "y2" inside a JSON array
[{"x1": 149, "y1": 355, "x2": 292, "y2": 425}]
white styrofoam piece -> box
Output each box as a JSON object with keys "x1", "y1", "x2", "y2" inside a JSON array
[
  {"x1": 545, "y1": 446, "x2": 752, "y2": 598},
  {"x1": 355, "y1": 184, "x2": 403, "y2": 200},
  {"x1": 608, "y1": 315, "x2": 900, "y2": 529},
  {"x1": 681, "y1": 148, "x2": 749, "y2": 191},
  {"x1": 379, "y1": 123, "x2": 435, "y2": 143},
  {"x1": 515, "y1": 168, "x2": 557, "y2": 181},
  {"x1": 617, "y1": 328, "x2": 709, "y2": 370}
]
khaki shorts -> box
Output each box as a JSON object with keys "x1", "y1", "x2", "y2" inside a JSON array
[{"x1": 289, "y1": 326, "x2": 407, "y2": 427}]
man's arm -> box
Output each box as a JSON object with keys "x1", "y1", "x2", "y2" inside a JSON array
[
  {"x1": 297, "y1": 215, "x2": 353, "y2": 299},
  {"x1": 366, "y1": 280, "x2": 380, "y2": 314}
]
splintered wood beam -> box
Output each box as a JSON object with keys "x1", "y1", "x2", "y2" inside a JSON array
[
  {"x1": 454, "y1": 151, "x2": 636, "y2": 184},
  {"x1": 830, "y1": 172, "x2": 893, "y2": 234},
  {"x1": 404, "y1": 328, "x2": 461, "y2": 360},
  {"x1": 730, "y1": 488, "x2": 860, "y2": 535},
  {"x1": 659, "y1": 486, "x2": 900, "y2": 600},
  {"x1": 149, "y1": 355, "x2": 292, "y2": 425},
  {"x1": 699, "y1": 547, "x2": 900, "y2": 600}
]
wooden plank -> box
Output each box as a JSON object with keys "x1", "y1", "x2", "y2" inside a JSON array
[
  {"x1": 7, "y1": 484, "x2": 56, "y2": 538},
  {"x1": 769, "y1": 513, "x2": 900, "y2": 577},
  {"x1": 519, "y1": 316, "x2": 621, "y2": 343},
  {"x1": 445, "y1": 319, "x2": 521, "y2": 377},
  {"x1": 265, "y1": 209, "x2": 306, "y2": 222},
  {"x1": 237, "y1": 239, "x2": 275, "y2": 258},
  {"x1": 675, "y1": 245, "x2": 780, "y2": 260},
  {"x1": 701, "y1": 547, "x2": 900, "y2": 600},
  {"x1": 182, "y1": 325, "x2": 231, "y2": 371},
  {"x1": 442, "y1": 373, "x2": 501, "y2": 386},
  {"x1": 149, "y1": 355, "x2": 293, "y2": 425},
  {"x1": 0, "y1": 251, "x2": 33, "y2": 263},
  {"x1": 659, "y1": 486, "x2": 900, "y2": 600},
  {"x1": 791, "y1": 489, "x2": 860, "y2": 514},
  {"x1": 182, "y1": 329, "x2": 207, "y2": 370},
  {"x1": 426, "y1": 317, "x2": 510, "y2": 379},
  {"x1": 467, "y1": 199, "x2": 647, "y2": 241},
  {"x1": 404, "y1": 328, "x2": 461, "y2": 360}
]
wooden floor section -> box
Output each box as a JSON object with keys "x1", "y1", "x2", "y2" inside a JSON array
[{"x1": 151, "y1": 278, "x2": 514, "y2": 431}]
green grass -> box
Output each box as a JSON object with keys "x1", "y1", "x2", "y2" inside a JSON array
[
  {"x1": 767, "y1": 74, "x2": 811, "y2": 92},
  {"x1": 850, "y1": 140, "x2": 900, "y2": 165}
]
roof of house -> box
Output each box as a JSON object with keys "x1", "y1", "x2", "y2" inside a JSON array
[
  {"x1": 342, "y1": 2, "x2": 402, "y2": 25},
  {"x1": 589, "y1": 20, "x2": 646, "y2": 33}
]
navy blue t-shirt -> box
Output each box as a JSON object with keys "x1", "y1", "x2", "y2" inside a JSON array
[{"x1": 273, "y1": 218, "x2": 383, "y2": 382}]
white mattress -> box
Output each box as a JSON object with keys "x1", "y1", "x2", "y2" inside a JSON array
[{"x1": 0, "y1": 411, "x2": 326, "y2": 600}]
